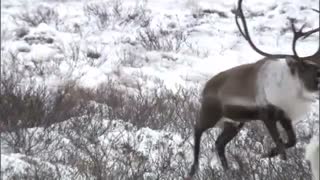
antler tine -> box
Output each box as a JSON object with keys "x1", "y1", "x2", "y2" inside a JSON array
[
  {"x1": 311, "y1": 8, "x2": 320, "y2": 13},
  {"x1": 235, "y1": 0, "x2": 287, "y2": 59},
  {"x1": 235, "y1": 0, "x2": 319, "y2": 61},
  {"x1": 235, "y1": 12, "x2": 248, "y2": 40},
  {"x1": 290, "y1": 19, "x2": 302, "y2": 58},
  {"x1": 235, "y1": 0, "x2": 248, "y2": 40},
  {"x1": 301, "y1": 27, "x2": 320, "y2": 40},
  {"x1": 301, "y1": 9, "x2": 320, "y2": 40},
  {"x1": 289, "y1": 16, "x2": 320, "y2": 60}
]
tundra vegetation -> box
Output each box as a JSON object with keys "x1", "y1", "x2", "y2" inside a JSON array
[{"x1": 1, "y1": 0, "x2": 318, "y2": 179}]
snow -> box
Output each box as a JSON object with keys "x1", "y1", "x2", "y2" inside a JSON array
[
  {"x1": 2, "y1": 0, "x2": 318, "y2": 90},
  {"x1": 1, "y1": 0, "x2": 319, "y2": 179},
  {"x1": 1, "y1": 154, "x2": 31, "y2": 174},
  {"x1": 306, "y1": 136, "x2": 320, "y2": 180}
]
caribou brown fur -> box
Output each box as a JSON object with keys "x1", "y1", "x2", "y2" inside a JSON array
[{"x1": 186, "y1": 0, "x2": 320, "y2": 178}]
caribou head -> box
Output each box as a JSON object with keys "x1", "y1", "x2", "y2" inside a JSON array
[{"x1": 186, "y1": 0, "x2": 319, "y2": 178}]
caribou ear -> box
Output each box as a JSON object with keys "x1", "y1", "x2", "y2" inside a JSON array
[
  {"x1": 286, "y1": 56, "x2": 298, "y2": 75},
  {"x1": 309, "y1": 58, "x2": 320, "y2": 66},
  {"x1": 286, "y1": 56, "x2": 296, "y2": 64},
  {"x1": 303, "y1": 59, "x2": 320, "y2": 67}
]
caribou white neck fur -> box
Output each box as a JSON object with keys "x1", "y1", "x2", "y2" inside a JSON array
[
  {"x1": 215, "y1": 57, "x2": 317, "y2": 124},
  {"x1": 256, "y1": 58, "x2": 316, "y2": 122}
]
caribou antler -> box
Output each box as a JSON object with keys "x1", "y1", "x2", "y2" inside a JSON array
[
  {"x1": 312, "y1": 8, "x2": 320, "y2": 13},
  {"x1": 235, "y1": 0, "x2": 320, "y2": 60},
  {"x1": 290, "y1": 18, "x2": 320, "y2": 60},
  {"x1": 235, "y1": 0, "x2": 287, "y2": 58}
]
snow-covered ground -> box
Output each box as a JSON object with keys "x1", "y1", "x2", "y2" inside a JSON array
[
  {"x1": 306, "y1": 136, "x2": 320, "y2": 180},
  {"x1": 1, "y1": 0, "x2": 319, "y2": 179},
  {"x1": 2, "y1": 0, "x2": 318, "y2": 90}
]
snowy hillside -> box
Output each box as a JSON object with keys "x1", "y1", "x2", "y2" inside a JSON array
[{"x1": 1, "y1": 0, "x2": 319, "y2": 179}]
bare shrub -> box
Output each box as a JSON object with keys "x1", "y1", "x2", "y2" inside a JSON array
[
  {"x1": 230, "y1": 7, "x2": 264, "y2": 18},
  {"x1": 54, "y1": 40, "x2": 86, "y2": 72},
  {"x1": 1, "y1": 50, "x2": 316, "y2": 180},
  {"x1": 120, "y1": 3, "x2": 151, "y2": 28},
  {"x1": 0, "y1": 80, "x2": 47, "y2": 131},
  {"x1": 0, "y1": 64, "x2": 94, "y2": 131},
  {"x1": 111, "y1": 0, "x2": 123, "y2": 18},
  {"x1": 89, "y1": 81, "x2": 198, "y2": 134},
  {"x1": 60, "y1": 41, "x2": 81, "y2": 63},
  {"x1": 1, "y1": 50, "x2": 96, "y2": 130},
  {"x1": 118, "y1": 49, "x2": 146, "y2": 68},
  {"x1": 5, "y1": 76, "x2": 195, "y2": 133},
  {"x1": 24, "y1": 36, "x2": 54, "y2": 45},
  {"x1": 202, "y1": 9, "x2": 228, "y2": 18},
  {"x1": 185, "y1": 42, "x2": 210, "y2": 58},
  {"x1": 17, "y1": 45, "x2": 31, "y2": 53},
  {"x1": 15, "y1": 26, "x2": 30, "y2": 39},
  {"x1": 12, "y1": 5, "x2": 60, "y2": 27},
  {"x1": 84, "y1": 3, "x2": 110, "y2": 30},
  {"x1": 193, "y1": 9, "x2": 228, "y2": 19},
  {"x1": 84, "y1": 44, "x2": 107, "y2": 67},
  {"x1": 47, "y1": 111, "x2": 189, "y2": 180},
  {"x1": 1, "y1": 127, "x2": 53, "y2": 156},
  {"x1": 2, "y1": 50, "x2": 61, "y2": 82},
  {"x1": 1, "y1": 76, "x2": 316, "y2": 179},
  {"x1": 56, "y1": 114, "x2": 113, "y2": 179},
  {"x1": 138, "y1": 26, "x2": 187, "y2": 52},
  {"x1": 87, "y1": 50, "x2": 101, "y2": 59},
  {"x1": 84, "y1": 0, "x2": 151, "y2": 30}
]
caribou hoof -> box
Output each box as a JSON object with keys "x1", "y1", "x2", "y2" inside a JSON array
[
  {"x1": 221, "y1": 160, "x2": 229, "y2": 170},
  {"x1": 279, "y1": 152, "x2": 287, "y2": 160},
  {"x1": 261, "y1": 148, "x2": 287, "y2": 160},
  {"x1": 261, "y1": 150, "x2": 276, "y2": 159}
]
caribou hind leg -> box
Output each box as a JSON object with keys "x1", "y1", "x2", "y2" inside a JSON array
[
  {"x1": 215, "y1": 121, "x2": 244, "y2": 169},
  {"x1": 188, "y1": 126, "x2": 204, "y2": 178},
  {"x1": 189, "y1": 104, "x2": 260, "y2": 173},
  {"x1": 188, "y1": 96, "x2": 223, "y2": 178}
]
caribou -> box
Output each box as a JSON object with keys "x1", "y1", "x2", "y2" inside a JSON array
[{"x1": 186, "y1": 0, "x2": 320, "y2": 178}]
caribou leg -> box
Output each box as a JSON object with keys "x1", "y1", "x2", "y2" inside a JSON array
[
  {"x1": 279, "y1": 116, "x2": 296, "y2": 148},
  {"x1": 215, "y1": 121, "x2": 244, "y2": 169},
  {"x1": 188, "y1": 96, "x2": 223, "y2": 178},
  {"x1": 260, "y1": 105, "x2": 287, "y2": 160},
  {"x1": 264, "y1": 112, "x2": 296, "y2": 158},
  {"x1": 216, "y1": 104, "x2": 270, "y2": 170},
  {"x1": 223, "y1": 104, "x2": 289, "y2": 160},
  {"x1": 262, "y1": 121, "x2": 287, "y2": 160},
  {"x1": 188, "y1": 127, "x2": 204, "y2": 178}
]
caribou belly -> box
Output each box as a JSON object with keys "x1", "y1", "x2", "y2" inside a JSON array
[{"x1": 257, "y1": 59, "x2": 315, "y2": 122}]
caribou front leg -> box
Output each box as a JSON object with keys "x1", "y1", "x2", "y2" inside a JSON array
[
  {"x1": 262, "y1": 121, "x2": 287, "y2": 160},
  {"x1": 260, "y1": 105, "x2": 288, "y2": 160},
  {"x1": 264, "y1": 112, "x2": 296, "y2": 158}
]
